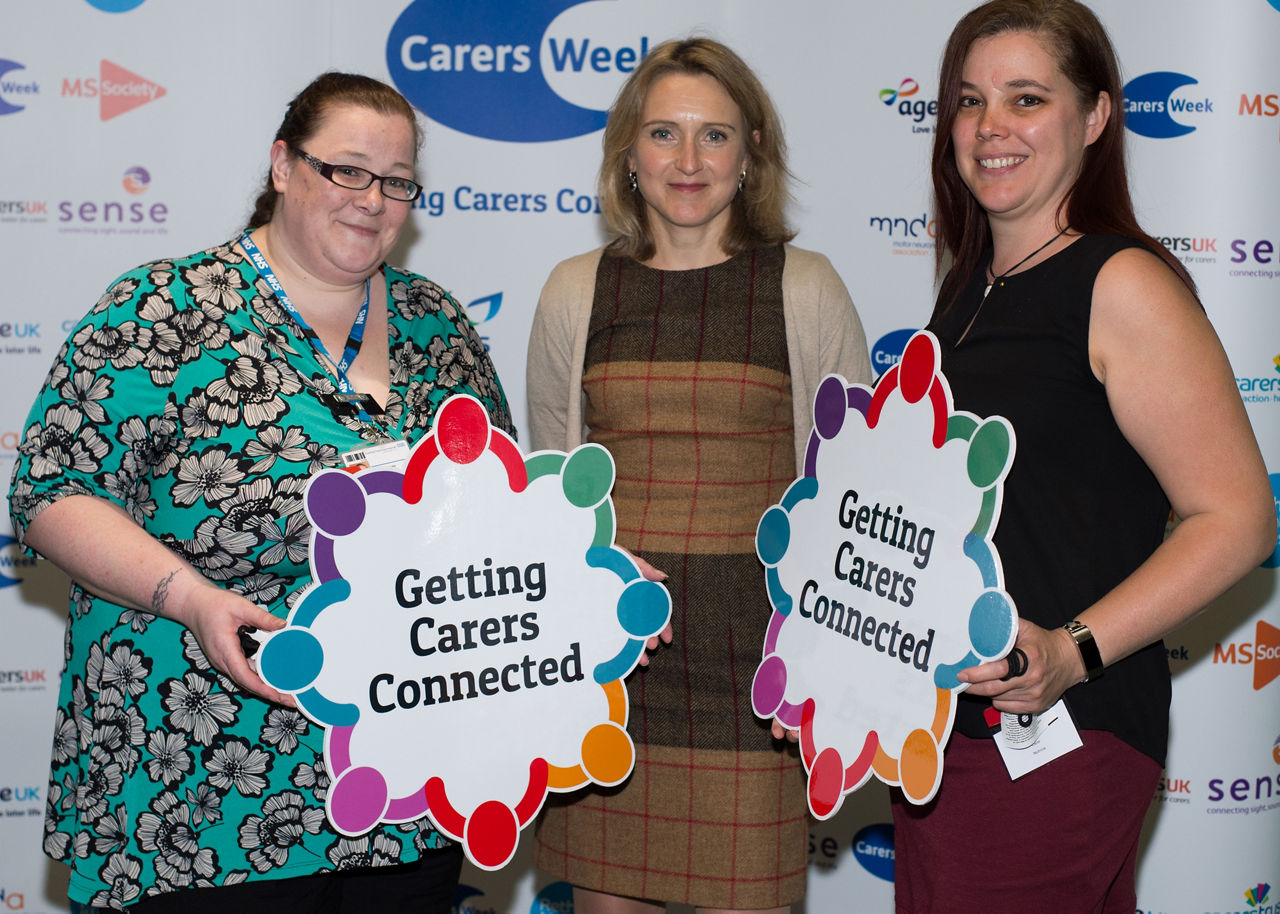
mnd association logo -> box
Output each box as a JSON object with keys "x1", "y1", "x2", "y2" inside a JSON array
[
  {"x1": 61, "y1": 59, "x2": 165, "y2": 121},
  {"x1": 387, "y1": 0, "x2": 650, "y2": 142}
]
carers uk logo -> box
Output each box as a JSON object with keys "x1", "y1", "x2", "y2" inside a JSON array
[
  {"x1": 1123, "y1": 71, "x2": 1212, "y2": 138},
  {"x1": 61, "y1": 59, "x2": 165, "y2": 121},
  {"x1": 388, "y1": 0, "x2": 649, "y2": 142}
]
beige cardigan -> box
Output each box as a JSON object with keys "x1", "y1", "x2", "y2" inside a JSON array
[{"x1": 526, "y1": 245, "x2": 872, "y2": 467}]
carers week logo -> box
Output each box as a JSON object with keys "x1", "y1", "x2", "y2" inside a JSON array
[
  {"x1": 0, "y1": 59, "x2": 36, "y2": 116},
  {"x1": 61, "y1": 59, "x2": 165, "y2": 121},
  {"x1": 1123, "y1": 71, "x2": 1213, "y2": 138},
  {"x1": 387, "y1": 0, "x2": 649, "y2": 142}
]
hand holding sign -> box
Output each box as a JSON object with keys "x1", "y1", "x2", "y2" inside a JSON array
[
  {"x1": 257, "y1": 395, "x2": 670, "y2": 868},
  {"x1": 752, "y1": 331, "x2": 1017, "y2": 817}
]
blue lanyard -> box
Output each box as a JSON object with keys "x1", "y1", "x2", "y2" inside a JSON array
[
  {"x1": 239, "y1": 232, "x2": 385, "y2": 427},
  {"x1": 239, "y1": 231, "x2": 370, "y2": 395}
]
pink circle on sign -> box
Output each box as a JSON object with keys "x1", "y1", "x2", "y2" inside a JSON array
[{"x1": 329, "y1": 765, "x2": 389, "y2": 835}]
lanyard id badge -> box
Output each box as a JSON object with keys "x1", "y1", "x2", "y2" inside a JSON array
[{"x1": 340, "y1": 439, "x2": 410, "y2": 472}]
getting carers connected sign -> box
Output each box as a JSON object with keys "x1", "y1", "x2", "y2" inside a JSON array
[
  {"x1": 256, "y1": 396, "x2": 670, "y2": 869},
  {"x1": 753, "y1": 332, "x2": 1018, "y2": 817}
]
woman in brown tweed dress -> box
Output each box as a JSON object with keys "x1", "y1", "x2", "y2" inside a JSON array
[{"x1": 526, "y1": 38, "x2": 871, "y2": 913}]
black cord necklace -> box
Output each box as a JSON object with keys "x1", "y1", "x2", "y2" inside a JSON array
[{"x1": 983, "y1": 226, "x2": 1070, "y2": 300}]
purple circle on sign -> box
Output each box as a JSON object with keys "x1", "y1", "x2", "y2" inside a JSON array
[{"x1": 307, "y1": 471, "x2": 366, "y2": 536}]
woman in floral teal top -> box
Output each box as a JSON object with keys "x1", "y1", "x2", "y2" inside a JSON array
[{"x1": 8, "y1": 73, "x2": 511, "y2": 913}]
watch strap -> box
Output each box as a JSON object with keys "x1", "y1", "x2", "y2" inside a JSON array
[{"x1": 1064, "y1": 620, "x2": 1104, "y2": 682}]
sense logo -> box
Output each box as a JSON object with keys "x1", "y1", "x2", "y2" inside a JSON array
[
  {"x1": 872, "y1": 328, "x2": 919, "y2": 378},
  {"x1": 0, "y1": 887, "x2": 24, "y2": 910},
  {"x1": 61, "y1": 60, "x2": 166, "y2": 121},
  {"x1": 388, "y1": 0, "x2": 646, "y2": 142},
  {"x1": 0, "y1": 59, "x2": 36, "y2": 116},
  {"x1": 1123, "y1": 72, "x2": 1212, "y2": 138},
  {"x1": 1212, "y1": 619, "x2": 1280, "y2": 690},
  {"x1": 0, "y1": 535, "x2": 37, "y2": 588},
  {"x1": 122, "y1": 166, "x2": 151, "y2": 195},
  {"x1": 1244, "y1": 881, "x2": 1271, "y2": 908},
  {"x1": 851, "y1": 823, "x2": 895, "y2": 882}
]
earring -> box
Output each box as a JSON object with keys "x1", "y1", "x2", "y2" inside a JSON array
[
  {"x1": 628, "y1": 171, "x2": 638, "y2": 192},
  {"x1": 738, "y1": 170, "x2": 747, "y2": 191}
]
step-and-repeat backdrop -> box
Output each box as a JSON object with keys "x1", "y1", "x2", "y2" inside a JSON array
[{"x1": 2, "y1": 1, "x2": 1277, "y2": 912}]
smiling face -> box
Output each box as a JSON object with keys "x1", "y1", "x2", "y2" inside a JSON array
[
  {"x1": 627, "y1": 72, "x2": 753, "y2": 258},
  {"x1": 951, "y1": 30, "x2": 1109, "y2": 235},
  {"x1": 269, "y1": 103, "x2": 417, "y2": 286}
]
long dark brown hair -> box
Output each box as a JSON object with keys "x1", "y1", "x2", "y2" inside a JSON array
[
  {"x1": 932, "y1": 0, "x2": 1195, "y2": 310},
  {"x1": 245, "y1": 72, "x2": 421, "y2": 231}
]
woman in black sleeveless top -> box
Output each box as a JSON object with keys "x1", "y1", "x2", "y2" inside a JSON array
[{"x1": 892, "y1": 2, "x2": 1274, "y2": 911}]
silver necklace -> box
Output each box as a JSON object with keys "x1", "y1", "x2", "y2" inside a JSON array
[{"x1": 982, "y1": 226, "x2": 1069, "y2": 300}]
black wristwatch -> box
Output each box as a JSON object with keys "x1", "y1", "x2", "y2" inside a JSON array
[{"x1": 1064, "y1": 620, "x2": 1104, "y2": 682}]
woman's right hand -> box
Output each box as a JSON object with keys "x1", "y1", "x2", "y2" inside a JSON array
[
  {"x1": 23, "y1": 494, "x2": 295, "y2": 705},
  {"x1": 169, "y1": 579, "x2": 295, "y2": 706}
]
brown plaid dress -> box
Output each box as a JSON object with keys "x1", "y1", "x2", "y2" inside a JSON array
[{"x1": 534, "y1": 246, "x2": 809, "y2": 908}]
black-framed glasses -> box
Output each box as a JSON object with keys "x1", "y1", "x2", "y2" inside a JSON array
[{"x1": 292, "y1": 147, "x2": 422, "y2": 202}]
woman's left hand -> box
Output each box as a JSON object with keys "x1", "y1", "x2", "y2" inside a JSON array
[
  {"x1": 956, "y1": 617, "x2": 1085, "y2": 715},
  {"x1": 629, "y1": 551, "x2": 672, "y2": 667}
]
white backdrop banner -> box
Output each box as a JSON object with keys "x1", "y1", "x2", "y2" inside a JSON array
[{"x1": 1, "y1": 1, "x2": 1276, "y2": 912}]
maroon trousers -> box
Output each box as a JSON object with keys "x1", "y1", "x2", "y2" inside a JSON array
[{"x1": 892, "y1": 730, "x2": 1160, "y2": 913}]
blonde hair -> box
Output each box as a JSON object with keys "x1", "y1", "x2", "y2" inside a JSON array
[{"x1": 599, "y1": 38, "x2": 794, "y2": 261}]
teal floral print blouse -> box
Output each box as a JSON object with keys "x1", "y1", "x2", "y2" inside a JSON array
[{"x1": 7, "y1": 239, "x2": 513, "y2": 909}]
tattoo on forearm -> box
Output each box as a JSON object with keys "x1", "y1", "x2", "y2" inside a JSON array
[{"x1": 152, "y1": 570, "x2": 179, "y2": 614}]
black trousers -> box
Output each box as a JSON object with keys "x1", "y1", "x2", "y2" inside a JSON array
[{"x1": 77, "y1": 845, "x2": 464, "y2": 914}]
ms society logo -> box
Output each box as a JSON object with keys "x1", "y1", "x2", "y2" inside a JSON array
[
  {"x1": 61, "y1": 60, "x2": 166, "y2": 121},
  {"x1": 388, "y1": 0, "x2": 647, "y2": 142},
  {"x1": 1213, "y1": 619, "x2": 1280, "y2": 691},
  {"x1": 1123, "y1": 71, "x2": 1212, "y2": 138}
]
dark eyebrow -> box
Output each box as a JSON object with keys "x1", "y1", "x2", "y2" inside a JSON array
[{"x1": 959, "y1": 77, "x2": 1054, "y2": 93}]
